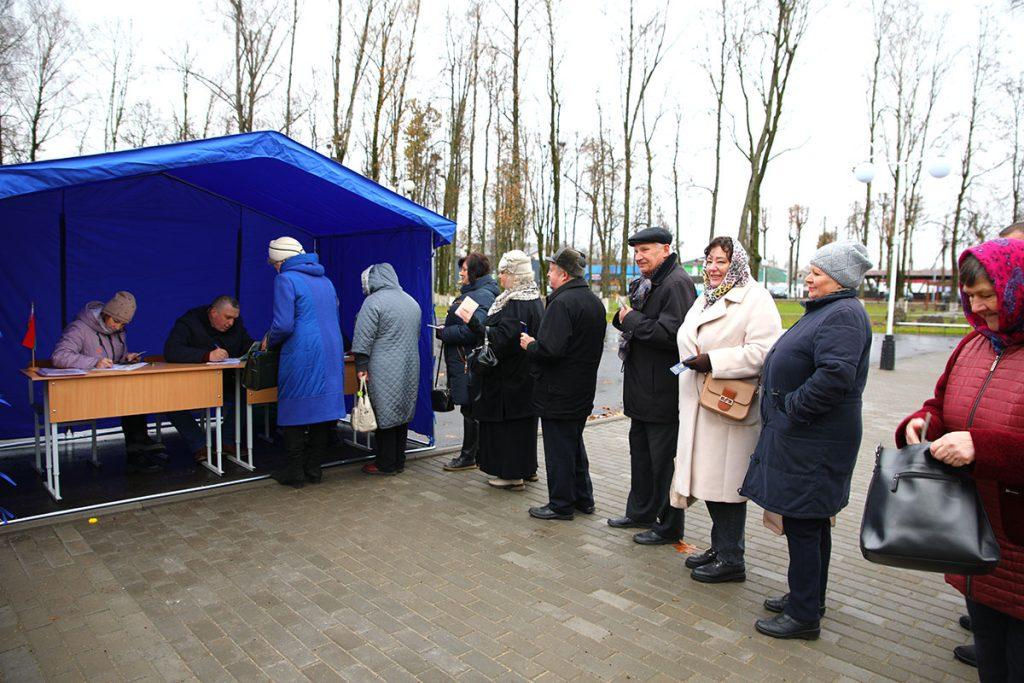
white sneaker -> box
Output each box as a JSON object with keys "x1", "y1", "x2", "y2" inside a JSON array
[{"x1": 487, "y1": 478, "x2": 525, "y2": 491}]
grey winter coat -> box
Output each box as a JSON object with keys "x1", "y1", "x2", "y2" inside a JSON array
[
  {"x1": 53, "y1": 302, "x2": 129, "y2": 369},
  {"x1": 351, "y1": 264, "x2": 422, "y2": 429}
]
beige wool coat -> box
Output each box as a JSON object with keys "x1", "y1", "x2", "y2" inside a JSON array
[{"x1": 670, "y1": 283, "x2": 782, "y2": 507}]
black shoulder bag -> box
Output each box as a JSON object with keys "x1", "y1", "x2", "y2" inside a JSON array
[
  {"x1": 242, "y1": 346, "x2": 279, "y2": 391},
  {"x1": 431, "y1": 343, "x2": 455, "y2": 412},
  {"x1": 860, "y1": 435, "x2": 1000, "y2": 575}
]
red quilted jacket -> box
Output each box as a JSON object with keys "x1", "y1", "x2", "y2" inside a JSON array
[{"x1": 896, "y1": 331, "x2": 1024, "y2": 620}]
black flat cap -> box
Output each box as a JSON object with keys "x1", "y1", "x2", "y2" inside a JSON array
[
  {"x1": 627, "y1": 226, "x2": 673, "y2": 246},
  {"x1": 547, "y1": 246, "x2": 587, "y2": 278}
]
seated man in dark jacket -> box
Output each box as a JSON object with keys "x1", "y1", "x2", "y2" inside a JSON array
[{"x1": 163, "y1": 296, "x2": 254, "y2": 461}]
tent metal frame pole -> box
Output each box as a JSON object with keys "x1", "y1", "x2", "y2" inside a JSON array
[{"x1": 59, "y1": 191, "x2": 67, "y2": 328}]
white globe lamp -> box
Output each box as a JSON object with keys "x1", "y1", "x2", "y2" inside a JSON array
[{"x1": 853, "y1": 162, "x2": 876, "y2": 184}]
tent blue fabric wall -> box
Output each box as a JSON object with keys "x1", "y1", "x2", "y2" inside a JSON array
[{"x1": 0, "y1": 131, "x2": 453, "y2": 441}]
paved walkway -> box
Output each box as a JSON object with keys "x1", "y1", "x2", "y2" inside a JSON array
[{"x1": 1, "y1": 351, "x2": 974, "y2": 682}]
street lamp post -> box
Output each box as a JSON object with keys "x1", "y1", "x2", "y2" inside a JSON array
[{"x1": 854, "y1": 158, "x2": 950, "y2": 370}]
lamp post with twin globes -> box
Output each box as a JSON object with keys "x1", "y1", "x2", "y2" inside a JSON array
[{"x1": 853, "y1": 157, "x2": 951, "y2": 370}]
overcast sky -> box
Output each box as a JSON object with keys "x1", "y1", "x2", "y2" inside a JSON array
[{"x1": 46, "y1": 0, "x2": 1024, "y2": 267}]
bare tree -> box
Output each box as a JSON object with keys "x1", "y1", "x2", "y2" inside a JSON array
[
  {"x1": 703, "y1": 0, "x2": 730, "y2": 240},
  {"x1": 100, "y1": 21, "x2": 136, "y2": 151},
  {"x1": 120, "y1": 99, "x2": 165, "y2": 148},
  {"x1": 283, "y1": 0, "x2": 299, "y2": 135},
  {"x1": 671, "y1": 109, "x2": 682, "y2": 246},
  {"x1": 787, "y1": 203, "x2": 807, "y2": 296},
  {"x1": 640, "y1": 99, "x2": 663, "y2": 229},
  {"x1": 437, "y1": 8, "x2": 475, "y2": 292},
  {"x1": 185, "y1": 0, "x2": 284, "y2": 134},
  {"x1": 0, "y1": 0, "x2": 27, "y2": 163},
  {"x1": 331, "y1": 0, "x2": 375, "y2": 163},
  {"x1": 367, "y1": 0, "x2": 401, "y2": 181},
  {"x1": 878, "y1": 2, "x2": 947, "y2": 297},
  {"x1": 18, "y1": 0, "x2": 80, "y2": 161},
  {"x1": 759, "y1": 206, "x2": 770, "y2": 274},
  {"x1": 464, "y1": 3, "x2": 482, "y2": 251},
  {"x1": 385, "y1": 0, "x2": 421, "y2": 188},
  {"x1": 618, "y1": 0, "x2": 667, "y2": 290},
  {"x1": 545, "y1": 0, "x2": 563, "y2": 263},
  {"x1": 574, "y1": 109, "x2": 622, "y2": 298},
  {"x1": 862, "y1": 0, "x2": 893, "y2": 255},
  {"x1": 948, "y1": 15, "x2": 995, "y2": 293},
  {"x1": 1005, "y1": 75, "x2": 1024, "y2": 222},
  {"x1": 734, "y1": 0, "x2": 810, "y2": 279}
]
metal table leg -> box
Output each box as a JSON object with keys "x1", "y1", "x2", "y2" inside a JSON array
[
  {"x1": 227, "y1": 372, "x2": 253, "y2": 471},
  {"x1": 201, "y1": 406, "x2": 225, "y2": 476}
]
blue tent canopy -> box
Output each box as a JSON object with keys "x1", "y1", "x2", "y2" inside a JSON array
[{"x1": 0, "y1": 131, "x2": 453, "y2": 441}]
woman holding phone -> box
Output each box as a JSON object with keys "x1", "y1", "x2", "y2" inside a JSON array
[
  {"x1": 457, "y1": 250, "x2": 544, "y2": 491},
  {"x1": 670, "y1": 237, "x2": 782, "y2": 583}
]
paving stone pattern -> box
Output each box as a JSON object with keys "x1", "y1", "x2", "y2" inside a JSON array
[{"x1": 0, "y1": 351, "x2": 975, "y2": 681}]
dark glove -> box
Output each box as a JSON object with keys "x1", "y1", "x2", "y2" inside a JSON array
[
  {"x1": 434, "y1": 326, "x2": 443, "y2": 340},
  {"x1": 467, "y1": 315, "x2": 483, "y2": 333},
  {"x1": 682, "y1": 353, "x2": 712, "y2": 373}
]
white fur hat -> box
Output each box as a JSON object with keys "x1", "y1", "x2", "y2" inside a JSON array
[{"x1": 268, "y1": 236, "x2": 305, "y2": 263}]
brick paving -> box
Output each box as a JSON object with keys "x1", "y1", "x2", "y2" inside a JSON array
[{"x1": 0, "y1": 351, "x2": 975, "y2": 682}]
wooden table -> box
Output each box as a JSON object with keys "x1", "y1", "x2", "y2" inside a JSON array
[
  {"x1": 234, "y1": 355, "x2": 358, "y2": 464},
  {"x1": 22, "y1": 363, "x2": 228, "y2": 501}
]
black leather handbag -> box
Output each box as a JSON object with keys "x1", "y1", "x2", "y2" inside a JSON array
[
  {"x1": 860, "y1": 442, "x2": 1000, "y2": 575},
  {"x1": 431, "y1": 343, "x2": 454, "y2": 413},
  {"x1": 467, "y1": 327, "x2": 497, "y2": 371},
  {"x1": 242, "y1": 347, "x2": 279, "y2": 391}
]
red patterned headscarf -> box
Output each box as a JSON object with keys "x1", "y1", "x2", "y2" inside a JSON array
[{"x1": 959, "y1": 238, "x2": 1024, "y2": 351}]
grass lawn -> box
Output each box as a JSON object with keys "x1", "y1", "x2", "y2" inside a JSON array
[{"x1": 436, "y1": 299, "x2": 968, "y2": 337}]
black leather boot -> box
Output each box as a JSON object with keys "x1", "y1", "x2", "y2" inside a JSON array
[{"x1": 444, "y1": 417, "x2": 479, "y2": 471}]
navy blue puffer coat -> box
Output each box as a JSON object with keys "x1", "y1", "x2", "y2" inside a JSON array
[{"x1": 740, "y1": 289, "x2": 872, "y2": 518}]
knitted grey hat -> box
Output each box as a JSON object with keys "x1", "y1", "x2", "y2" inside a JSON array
[{"x1": 809, "y1": 241, "x2": 873, "y2": 289}]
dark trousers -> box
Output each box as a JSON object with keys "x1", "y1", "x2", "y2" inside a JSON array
[
  {"x1": 966, "y1": 598, "x2": 1024, "y2": 682},
  {"x1": 541, "y1": 418, "x2": 593, "y2": 515},
  {"x1": 121, "y1": 414, "x2": 150, "y2": 445},
  {"x1": 625, "y1": 419, "x2": 683, "y2": 539},
  {"x1": 374, "y1": 423, "x2": 409, "y2": 473},
  {"x1": 166, "y1": 403, "x2": 242, "y2": 453},
  {"x1": 782, "y1": 516, "x2": 832, "y2": 623},
  {"x1": 280, "y1": 421, "x2": 333, "y2": 480},
  {"x1": 459, "y1": 405, "x2": 478, "y2": 460},
  {"x1": 706, "y1": 501, "x2": 746, "y2": 564}
]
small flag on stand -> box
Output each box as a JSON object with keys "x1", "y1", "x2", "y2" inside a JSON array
[{"x1": 22, "y1": 302, "x2": 36, "y2": 367}]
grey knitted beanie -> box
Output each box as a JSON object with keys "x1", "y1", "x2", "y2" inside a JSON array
[{"x1": 809, "y1": 241, "x2": 873, "y2": 289}]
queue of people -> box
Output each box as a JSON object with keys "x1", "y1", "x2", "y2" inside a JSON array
[{"x1": 46, "y1": 224, "x2": 1022, "y2": 675}]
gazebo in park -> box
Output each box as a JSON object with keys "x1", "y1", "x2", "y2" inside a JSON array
[{"x1": 0, "y1": 131, "x2": 455, "y2": 521}]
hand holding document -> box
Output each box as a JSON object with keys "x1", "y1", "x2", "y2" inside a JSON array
[{"x1": 454, "y1": 296, "x2": 479, "y2": 324}]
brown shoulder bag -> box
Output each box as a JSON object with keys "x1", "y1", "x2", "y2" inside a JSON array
[{"x1": 699, "y1": 376, "x2": 758, "y2": 421}]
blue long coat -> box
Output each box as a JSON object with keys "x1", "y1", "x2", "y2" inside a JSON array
[
  {"x1": 266, "y1": 253, "x2": 344, "y2": 426},
  {"x1": 739, "y1": 290, "x2": 872, "y2": 518}
]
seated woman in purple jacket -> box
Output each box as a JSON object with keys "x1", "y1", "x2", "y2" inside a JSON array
[{"x1": 52, "y1": 291, "x2": 163, "y2": 471}]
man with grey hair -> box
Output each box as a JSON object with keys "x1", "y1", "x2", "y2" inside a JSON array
[
  {"x1": 520, "y1": 247, "x2": 607, "y2": 520},
  {"x1": 164, "y1": 295, "x2": 255, "y2": 462}
]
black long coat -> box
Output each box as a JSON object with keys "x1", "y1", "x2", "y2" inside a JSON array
[
  {"x1": 739, "y1": 290, "x2": 872, "y2": 518},
  {"x1": 468, "y1": 298, "x2": 545, "y2": 423},
  {"x1": 611, "y1": 253, "x2": 697, "y2": 423},
  {"x1": 527, "y1": 279, "x2": 608, "y2": 421},
  {"x1": 438, "y1": 275, "x2": 499, "y2": 405}
]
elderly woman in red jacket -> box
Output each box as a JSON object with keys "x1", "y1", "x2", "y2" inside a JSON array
[{"x1": 897, "y1": 238, "x2": 1024, "y2": 681}]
